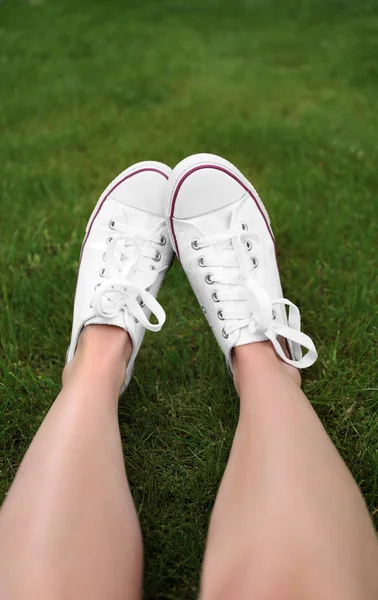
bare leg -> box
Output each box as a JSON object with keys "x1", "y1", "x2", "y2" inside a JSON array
[
  {"x1": 200, "y1": 342, "x2": 378, "y2": 600},
  {"x1": 0, "y1": 325, "x2": 142, "y2": 600}
]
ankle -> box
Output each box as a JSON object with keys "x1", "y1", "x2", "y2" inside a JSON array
[
  {"x1": 63, "y1": 325, "x2": 132, "y2": 391},
  {"x1": 233, "y1": 341, "x2": 301, "y2": 395},
  {"x1": 77, "y1": 324, "x2": 132, "y2": 359}
]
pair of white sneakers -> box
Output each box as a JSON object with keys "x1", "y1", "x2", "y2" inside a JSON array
[{"x1": 67, "y1": 154, "x2": 318, "y2": 392}]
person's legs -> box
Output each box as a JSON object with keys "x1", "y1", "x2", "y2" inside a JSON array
[
  {"x1": 199, "y1": 342, "x2": 378, "y2": 600},
  {"x1": 0, "y1": 161, "x2": 173, "y2": 599},
  {"x1": 165, "y1": 154, "x2": 378, "y2": 600},
  {"x1": 0, "y1": 325, "x2": 142, "y2": 600}
]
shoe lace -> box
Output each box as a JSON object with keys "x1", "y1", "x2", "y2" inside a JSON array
[
  {"x1": 195, "y1": 223, "x2": 317, "y2": 368},
  {"x1": 92, "y1": 218, "x2": 167, "y2": 332}
]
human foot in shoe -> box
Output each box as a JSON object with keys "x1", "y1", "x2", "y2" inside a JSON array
[
  {"x1": 67, "y1": 161, "x2": 174, "y2": 392},
  {"x1": 166, "y1": 153, "x2": 317, "y2": 371}
]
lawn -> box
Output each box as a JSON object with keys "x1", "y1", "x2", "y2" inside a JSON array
[{"x1": 0, "y1": 0, "x2": 377, "y2": 597}]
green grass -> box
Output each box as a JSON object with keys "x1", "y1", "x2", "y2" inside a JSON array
[{"x1": 1, "y1": 0, "x2": 378, "y2": 597}]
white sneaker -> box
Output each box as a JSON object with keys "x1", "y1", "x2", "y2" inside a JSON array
[
  {"x1": 166, "y1": 153, "x2": 317, "y2": 371},
  {"x1": 67, "y1": 161, "x2": 174, "y2": 392}
]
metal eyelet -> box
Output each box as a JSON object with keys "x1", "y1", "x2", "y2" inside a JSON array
[
  {"x1": 217, "y1": 310, "x2": 225, "y2": 321},
  {"x1": 205, "y1": 274, "x2": 214, "y2": 285},
  {"x1": 102, "y1": 252, "x2": 106, "y2": 261},
  {"x1": 201, "y1": 305, "x2": 207, "y2": 314},
  {"x1": 160, "y1": 235, "x2": 166, "y2": 246},
  {"x1": 251, "y1": 257, "x2": 258, "y2": 268},
  {"x1": 212, "y1": 291, "x2": 220, "y2": 303},
  {"x1": 106, "y1": 237, "x2": 113, "y2": 245},
  {"x1": 99, "y1": 268, "x2": 106, "y2": 277},
  {"x1": 109, "y1": 219, "x2": 116, "y2": 230},
  {"x1": 222, "y1": 327, "x2": 229, "y2": 339},
  {"x1": 150, "y1": 264, "x2": 156, "y2": 271},
  {"x1": 241, "y1": 223, "x2": 248, "y2": 231},
  {"x1": 198, "y1": 256, "x2": 206, "y2": 267},
  {"x1": 95, "y1": 283, "x2": 101, "y2": 290},
  {"x1": 244, "y1": 240, "x2": 252, "y2": 251},
  {"x1": 272, "y1": 309, "x2": 276, "y2": 320},
  {"x1": 140, "y1": 300, "x2": 145, "y2": 308},
  {"x1": 153, "y1": 251, "x2": 161, "y2": 262},
  {"x1": 89, "y1": 301, "x2": 93, "y2": 308},
  {"x1": 146, "y1": 286, "x2": 151, "y2": 292},
  {"x1": 191, "y1": 239, "x2": 200, "y2": 250},
  {"x1": 134, "y1": 317, "x2": 139, "y2": 323}
]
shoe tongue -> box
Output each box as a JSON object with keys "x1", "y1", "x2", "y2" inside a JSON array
[
  {"x1": 118, "y1": 204, "x2": 160, "y2": 230},
  {"x1": 111, "y1": 204, "x2": 161, "y2": 279},
  {"x1": 199, "y1": 199, "x2": 268, "y2": 348},
  {"x1": 191, "y1": 203, "x2": 234, "y2": 254},
  {"x1": 191, "y1": 203, "x2": 233, "y2": 234}
]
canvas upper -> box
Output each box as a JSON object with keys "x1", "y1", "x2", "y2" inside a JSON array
[
  {"x1": 166, "y1": 153, "x2": 317, "y2": 372},
  {"x1": 67, "y1": 161, "x2": 174, "y2": 392}
]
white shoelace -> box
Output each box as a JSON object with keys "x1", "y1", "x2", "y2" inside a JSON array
[
  {"x1": 195, "y1": 224, "x2": 317, "y2": 368},
  {"x1": 92, "y1": 219, "x2": 167, "y2": 332}
]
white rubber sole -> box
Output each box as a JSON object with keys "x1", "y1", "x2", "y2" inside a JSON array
[{"x1": 165, "y1": 153, "x2": 273, "y2": 257}]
